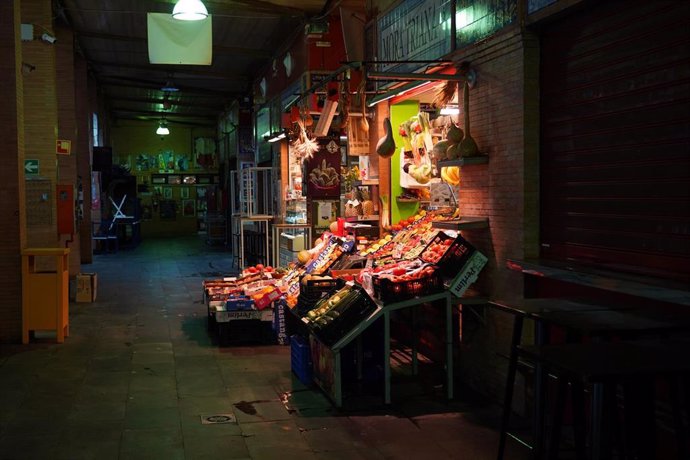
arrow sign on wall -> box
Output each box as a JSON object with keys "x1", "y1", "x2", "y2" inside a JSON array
[{"x1": 25, "y1": 159, "x2": 39, "y2": 175}]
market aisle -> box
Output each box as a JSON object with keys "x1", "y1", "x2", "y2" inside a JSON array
[{"x1": 0, "y1": 237, "x2": 529, "y2": 460}]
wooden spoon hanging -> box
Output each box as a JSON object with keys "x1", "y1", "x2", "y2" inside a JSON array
[{"x1": 459, "y1": 80, "x2": 479, "y2": 157}]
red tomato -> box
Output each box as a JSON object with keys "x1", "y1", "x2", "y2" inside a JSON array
[{"x1": 256, "y1": 264, "x2": 264, "y2": 270}]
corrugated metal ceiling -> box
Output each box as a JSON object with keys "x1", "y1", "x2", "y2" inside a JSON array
[{"x1": 56, "y1": 0, "x2": 361, "y2": 126}]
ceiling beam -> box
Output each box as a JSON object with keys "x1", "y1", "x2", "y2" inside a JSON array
[
  {"x1": 89, "y1": 60, "x2": 249, "y2": 82},
  {"x1": 203, "y1": 0, "x2": 309, "y2": 18},
  {"x1": 99, "y1": 78, "x2": 242, "y2": 98},
  {"x1": 108, "y1": 96, "x2": 226, "y2": 109},
  {"x1": 111, "y1": 108, "x2": 218, "y2": 119},
  {"x1": 73, "y1": 29, "x2": 273, "y2": 59},
  {"x1": 115, "y1": 114, "x2": 215, "y2": 127}
]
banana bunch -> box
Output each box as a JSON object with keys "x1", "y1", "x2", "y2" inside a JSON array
[{"x1": 441, "y1": 166, "x2": 460, "y2": 185}]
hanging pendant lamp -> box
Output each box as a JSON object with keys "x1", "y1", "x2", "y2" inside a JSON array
[
  {"x1": 156, "y1": 119, "x2": 170, "y2": 136},
  {"x1": 172, "y1": 0, "x2": 208, "y2": 21}
]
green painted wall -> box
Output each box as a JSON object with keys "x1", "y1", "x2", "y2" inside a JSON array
[{"x1": 390, "y1": 100, "x2": 420, "y2": 225}]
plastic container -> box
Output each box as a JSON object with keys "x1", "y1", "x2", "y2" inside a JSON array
[
  {"x1": 290, "y1": 334, "x2": 313, "y2": 385},
  {"x1": 372, "y1": 269, "x2": 444, "y2": 303}
]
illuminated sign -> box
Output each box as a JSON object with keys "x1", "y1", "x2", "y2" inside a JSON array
[{"x1": 377, "y1": 0, "x2": 452, "y2": 73}]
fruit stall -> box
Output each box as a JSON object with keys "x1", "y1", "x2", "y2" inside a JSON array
[{"x1": 201, "y1": 208, "x2": 488, "y2": 405}]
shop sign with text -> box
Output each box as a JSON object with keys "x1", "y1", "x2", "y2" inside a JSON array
[{"x1": 377, "y1": 0, "x2": 452, "y2": 73}]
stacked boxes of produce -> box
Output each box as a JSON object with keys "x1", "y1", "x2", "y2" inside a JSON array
[{"x1": 202, "y1": 264, "x2": 285, "y2": 341}]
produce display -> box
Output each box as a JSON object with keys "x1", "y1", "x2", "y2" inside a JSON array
[{"x1": 202, "y1": 206, "x2": 484, "y2": 348}]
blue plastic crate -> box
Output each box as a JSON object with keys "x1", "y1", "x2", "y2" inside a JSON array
[{"x1": 290, "y1": 335, "x2": 312, "y2": 385}]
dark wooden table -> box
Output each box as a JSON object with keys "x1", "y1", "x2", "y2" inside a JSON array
[{"x1": 519, "y1": 340, "x2": 690, "y2": 460}]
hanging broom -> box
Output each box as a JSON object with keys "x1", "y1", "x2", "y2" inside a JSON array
[{"x1": 432, "y1": 80, "x2": 458, "y2": 109}]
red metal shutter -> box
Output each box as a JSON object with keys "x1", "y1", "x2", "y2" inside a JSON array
[{"x1": 539, "y1": 0, "x2": 690, "y2": 282}]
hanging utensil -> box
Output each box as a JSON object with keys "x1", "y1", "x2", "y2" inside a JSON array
[{"x1": 459, "y1": 80, "x2": 479, "y2": 157}]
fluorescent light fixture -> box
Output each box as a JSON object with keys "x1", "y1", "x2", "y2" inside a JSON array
[
  {"x1": 41, "y1": 32, "x2": 57, "y2": 44},
  {"x1": 161, "y1": 80, "x2": 179, "y2": 92},
  {"x1": 267, "y1": 131, "x2": 287, "y2": 143},
  {"x1": 367, "y1": 81, "x2": 431, "y2": 107},
  {"x1": 440, "y1": 105, "x2": 460, "y2": 115},
  {"x1": 172, "y1": 0, "x2": 208, "y2": 21},
  {"x1": 156, "y1": 119, "x2": 170, "y2": 136}
]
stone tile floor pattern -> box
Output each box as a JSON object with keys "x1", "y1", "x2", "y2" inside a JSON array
[{"x1": 0, "y1": 237, "x2": 531, "y2": 460}]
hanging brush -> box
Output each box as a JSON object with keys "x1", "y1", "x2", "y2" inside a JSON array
[{"x1": 432, "y1": 80, "x2": 458, "y2": 109}]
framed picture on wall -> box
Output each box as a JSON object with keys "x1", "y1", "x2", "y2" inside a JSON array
[
  {"x1": 159, "y1": 200, "x2": 176, "y2": 220},
  {"x1": 168, "y1": 175, "x2": 181, "y2": 185},
  {"x1": 180, "y1": 187, "x2": 190, "y2": 199},
  {"x1": 163, "y1": 186, "x2": 173, "y2": 199},
  {"x1": 182, "y1": 199, "x2": 195, "y2": 217},
  {"x1": 152, "y1": 175, "x2": 167, "y2": 184}
]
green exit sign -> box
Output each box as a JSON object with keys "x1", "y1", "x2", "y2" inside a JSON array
[{"x1": 24, "y1": 159, "x2": 39, "y2": 175}]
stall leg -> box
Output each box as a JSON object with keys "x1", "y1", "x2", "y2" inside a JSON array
[
  {"x1": 335, "y1": 351, "x2": 342, "y2": 408},
  {"x1": 412, "y1": 305, "x2": 419, "y2": 376},
  {"x1": 384, "y1": 311, "x2": 391, "y2": 405},
  {"x1": 445, "y1": 293, "x2": 453, "y2": 400}
]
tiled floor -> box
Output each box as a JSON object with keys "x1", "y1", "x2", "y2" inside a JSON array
[{"x1": 0, "y1": 236, "x2": 530, "y2": 460}]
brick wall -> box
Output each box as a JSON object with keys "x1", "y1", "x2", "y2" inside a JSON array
[
  {"x1": 56, "y1": 26, "x2": 81, "y2": 276},
  {"x1": 22, "y1": 0, "x2": 59, "y2": 250},
  {"x1": 0, "y1": 0, "x2": 25, "y2": 343},
  {"x1": 451, "y1": 26, "x2": 541, "y2": 402}
]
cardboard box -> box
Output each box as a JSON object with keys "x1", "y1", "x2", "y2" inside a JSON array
[
  {"x1": 287, "y1": 234, "x2": 306, "y2": 252},
  {"x1": 76, "y1": 273, "x2": 98, "y2": 302}
]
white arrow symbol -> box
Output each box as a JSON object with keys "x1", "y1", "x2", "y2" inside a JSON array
[{"x1": 25, "y1": 162, "x2": 38, "y2": 173}]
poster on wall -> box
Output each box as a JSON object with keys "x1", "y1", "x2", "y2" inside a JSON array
[{"x1": 305, "y1": 137, "x2": 341, "y2": 198}]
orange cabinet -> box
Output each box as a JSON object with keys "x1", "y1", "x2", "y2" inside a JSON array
[{"x1": 21, "y1": 248, "x2": 70, "y2": 343}]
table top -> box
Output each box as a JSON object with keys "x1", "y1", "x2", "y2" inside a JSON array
[
  {"x1": 507, "y1": 258, "x2": 690, "y2": 307},
  {"x1": 529, "y1": 309, "x2": 681, "y2": 335},
  {"x1": 519, "y1": 340, "x2": 690, "y2": 382},
  {"x1": 488, "y1": 298, "x2": 634, "y2": 317}
]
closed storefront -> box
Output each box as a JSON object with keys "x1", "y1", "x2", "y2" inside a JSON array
[{"x1": 539, "y1": 0, "x2": 690, "y2": 282}]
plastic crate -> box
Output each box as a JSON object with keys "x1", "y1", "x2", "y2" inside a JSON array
[
  {"x1": 290, "y1": 334, "x2": 313, "y2": 385},
  {"x1": 296, "y1": 277, "x2": 345, "y2": 317},
  {"x1": 372, "y1": 269, "x2": 444, "y2": 303},
  {"x1": 309, "y1": 285, "x2": 378, "y2": 347},
  {"x1": 420, "y1": 232, "x2": 477, "y2": 278}
]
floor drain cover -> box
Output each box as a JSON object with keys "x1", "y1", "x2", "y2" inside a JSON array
[{"x1": 200, "y1": 414, "x2": 237, "y2": 425}]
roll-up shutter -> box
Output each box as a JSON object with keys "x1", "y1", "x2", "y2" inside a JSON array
[{"x1": 539, "y1": 0, "x2": 690, "y2": 282}]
